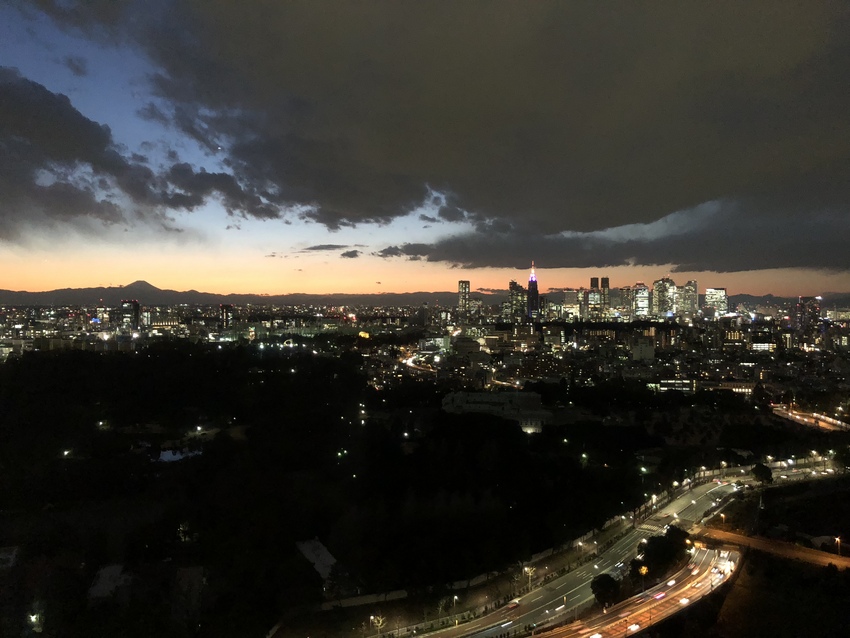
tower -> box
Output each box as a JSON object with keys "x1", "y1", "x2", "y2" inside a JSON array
[{"x1": 527, "y1": 262, "x2": 540, "y2": 320}]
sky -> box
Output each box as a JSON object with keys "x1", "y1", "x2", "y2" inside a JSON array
[{"x1": 1, "y1": 1, "x2": 850, "y2": 298}]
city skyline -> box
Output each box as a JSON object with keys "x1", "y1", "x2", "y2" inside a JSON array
[
  {"x1": 2, "y1": 3, "x2": 850, "y2": 297},
  {"x1": 2, "y1": 266, "x2": 848, "y2": 301}
]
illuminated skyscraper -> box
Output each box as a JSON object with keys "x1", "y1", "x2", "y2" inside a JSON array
[
  {"x1": 509, "y1": 280, "x2": 526, "y2": 322},
  {"x1": 633, "y1": 283, "x2": 650, "y2": 317},
  {"x1": 527, "y1": 262, "x2": 539, "y2": 320},
  {"x1": 563, "y1": 289, "x2": 581, "y2": 320},
  {"x1": 458, "y1": 280, "x2": 470, "y2": 322},
  {"x1": 681, "y1": 280, "x2": 698, "y2": 316},
  {"x1": 120, "y1": 299, "x2": 140, "y2": 331},
  {"x1": 794, "y1": 296, "x2": 821, "y2": 343},
  {"x1": 705, "y1": 288, "x2": 728, "y2": 317},
  {"x1": 601, "y1": 277, "x2": 610, "y2": 313},
  {"x1": 652, "y1": 277, "x2": 676, "y2": 317}
]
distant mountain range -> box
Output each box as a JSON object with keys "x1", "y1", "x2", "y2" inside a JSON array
[
  {"x1": 0, "y1": 281, "x2": 465, "y2": 307},
  {"x1": 1, "y1": 281, "x2": 850, "y2": 310}
]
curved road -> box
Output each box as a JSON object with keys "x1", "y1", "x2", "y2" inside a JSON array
[{"x1": 428, "y1": 481, "x2": 737, "y2": 638}]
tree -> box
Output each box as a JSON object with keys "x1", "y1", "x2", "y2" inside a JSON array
[
  {"x1": 590, "y1": 573, "x2": 620, "y2": 608},
  {"x1": 371, "y1": 614, "x2": 386, "y2": 634},
  {"x1": 833, "y1": 447, "x2": 850, "y2": 474},
  {"x1": 631, "y1": 526, "x2": 690, "y2": 581},
  {"x1": 751, "y1": 462, "x2": 773, "y2": 485}
]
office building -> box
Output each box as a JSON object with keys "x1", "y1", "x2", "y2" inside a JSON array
[
  {"x1": 563, "y1": 289, "x2": 581, "y2": 321},
  {"x1": 458, "y1": 280, "x2": 470, "y2": 322},
  {"x1": 794, "y1": 296, "x2": 822, "y2": 343},
  {"x1": 705, "y1": 288, "x2": 728, "y2": 317},
  {"x1": 601, "y1": 277, "x2": 610, "y2": 313},
  {"x1": 120, "y1": 300, "x2": 141, "y2": 331},
  {"x1": 652, "y1": 277, "x2": 676, "y2": 317},
  {"x1": 509, "y1": 280, "x2": 526, "y2": 322},
  {"x1": 633, "y1": 283, "x2": 650, "y2": 317},
  {"x1": 219, "y1": 304, "x2": 234, "y2": 330}
]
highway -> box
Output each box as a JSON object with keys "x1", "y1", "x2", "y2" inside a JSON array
[
  {"x1": 430, "y1": 481, "x2": 738, "y2": 638},
  {"x1": 700, "y1": 527, "x2": 850, "y2": 568},
  {"x1": 544, "y1": 548, "x2": 739, "y2": 638},
  {"x1": 772, "y1": 406, "x2": 846, "y2": 432}
]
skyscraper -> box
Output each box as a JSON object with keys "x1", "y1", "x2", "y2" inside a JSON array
[
  {"x1": 705, "y1": 288, "x2": 728, "y2": 317},
  {"x1": 563, "y1": 289, "x2": 581, "y2": 320},
  {"x1": 509, "y1": 280, "x2": 526, "y2": 322},
  {"x1": 652, "y1": 277, "x2": 676, "y2": 317},
  {"x1": 120, "y1": 299, "x2": 140, "y2": 331},
  {"x1": 633, "y1": 283, "x2": 650, "y2": 317},
  {"x1": 794, "y1": 296, "x2": 821, "y2": 342},
  {"x1": 458, "y1": 280, "x2": 470, "y2": 322},
  {"x1": 681, "y1": 280, "x2": 698, "y2": 316},
  {"x1": 601, "y1": 277, "x2": 610, "y2": 314},
  {"x1": 527, "y1": 262, "x2": 539, "y2": 320}
]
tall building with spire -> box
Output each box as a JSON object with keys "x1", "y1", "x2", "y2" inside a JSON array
[{"x1": 527, "y1": 262, "x2": 540, "y2": 320}]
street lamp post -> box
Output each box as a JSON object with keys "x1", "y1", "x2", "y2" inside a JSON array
[
  {"x1": 639, "y1": 565, "x2": 648, "y2": 593},
  {"x1": 836, "y1": 537, "x2": 841, "y2": 556},
  {"x1": 524, "y1": 566, "x2": 535, "y2": 591}
]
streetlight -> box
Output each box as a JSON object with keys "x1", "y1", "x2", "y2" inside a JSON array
[
  {"x1": 836, "y1": 537, "x2": 841, "y2": 556},
  {"x1": 524, "y1": 566, "x2": 535, "y2": 591},
  {"x1": 720, "y1": 513, "x2": 726, "y2": 525},
  {"x1": 639, "y1": 565, "x2": 648, "y2": 592}
]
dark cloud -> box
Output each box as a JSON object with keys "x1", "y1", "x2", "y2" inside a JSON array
[
  {"x1": 374, "y1": 244, "x2": 432, "y2": 259},
  {"x1": 340, "y1": 250, "x2": 361, "y2": 258},
  {"x1": 437, "y1": 206, "x2": 465, "y2": 223},
  {"x1": 23, "y1": 2, "x2": 850, "y2": 272},
  {"x1": 137, "y1": 101, "x2": 170, "y2": 126},
  {"x1": 0, "y1": 66, "x2": 135, "y2": 238},
  {"x1": 304, "y1": 244, "x2": 348, "y2": 251},
  {"x1": 0, "y1": 66, "x2": 286, "y2": 240},
  {"x1": 376, "y1": 204, "x2": 850, "y2": 273},
  {"x1": 165, "y1": 162, "x2": 280, "y2": 219},
  {"x1": 61, "y1": 54, "x2": 88, "y2": 77}
]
